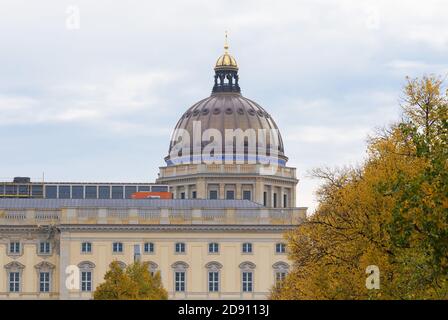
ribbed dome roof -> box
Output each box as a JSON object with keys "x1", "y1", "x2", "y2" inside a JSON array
[
  {"x1": 215, "y1": 53, "x2": 238, "y2": 70},
  {"x1": 166, "y1": 93, "x2": 287, "y2": 166}
]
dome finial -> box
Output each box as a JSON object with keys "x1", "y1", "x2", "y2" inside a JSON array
[{"x1": 224, "y1": 31, "x2": 229, "y2": 53}]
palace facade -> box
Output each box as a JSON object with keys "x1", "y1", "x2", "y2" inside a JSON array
[{"x1": 0, "y1": 41, "x2": 306, "y2": 299}]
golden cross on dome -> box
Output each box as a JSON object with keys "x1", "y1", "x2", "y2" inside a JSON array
[{"x1": 224, "y1": 31, "x2": 229, "y2": 53}]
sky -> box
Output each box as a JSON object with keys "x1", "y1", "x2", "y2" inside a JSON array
[{"x1": 0, "y1": 0, "x2": 447, "y2": 212}]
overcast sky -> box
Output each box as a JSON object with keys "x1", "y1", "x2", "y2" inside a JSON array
[{"x1": 0, "y1": 0, "x2": 447, "y2": 211}]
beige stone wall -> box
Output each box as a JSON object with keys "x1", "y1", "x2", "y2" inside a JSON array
[
  {"x1": 0, "y1": 240, "x2": 59, "y2": 299},
  {"x1": 0, "y1": 230, "x2": 290, "y2": 300},
  {"x1": 61, "y1": 231, "x2": 289, "y2": 300}
]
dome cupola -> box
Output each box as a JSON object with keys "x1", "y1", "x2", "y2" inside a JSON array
[
  {"x1": 212, "y1": 32, "x2": 240, "y2": 93},
  {"x1": 165, "y1": 34, "x2": 287, "y2": 167}
]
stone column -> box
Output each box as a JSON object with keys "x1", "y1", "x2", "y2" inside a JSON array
[
  {"x1": 255, "y1": 178, "x2": 264, "y2": 205},
  {"x1": 236, "y1": 184, "x2": 242, "y2": 200},
  {"x1": 59, "y1": 235, "x2": 71, "y2": 299},
  {"x1": 197, "y1": 178, "x2": 206, "y2": 199},
  {"x1": 185, "y1": 185, "x2": 190, "y2": 199},
  {"x1": 280, "y1": 187, "x2": 285, "y2": 208},
  {"x1": 219, "y1": 183, "x2": 225, "y2": 200},
  {"x1": 171, "y1": 186, "x2": 177, "y2": 199},
  {"x1": 292, "y1": 185, "x2": 297, "y2": 207}
]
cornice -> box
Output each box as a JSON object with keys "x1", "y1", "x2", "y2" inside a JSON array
[
  {"x1": 157, "y1": 172, "x2": 298, "y2": 184},
  {"x1": 58, "y1": 224, "x2": 297, "y2": 233}
]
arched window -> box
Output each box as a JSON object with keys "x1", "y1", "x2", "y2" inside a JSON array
[
  {"x1": 35, "y1": 261, "x2": 55, "y2": 293},
  {"x1": 78, "y1": 261, "x2": 95, "y2": 292},
  {"x1": 205, "y1": 262, "x2": 223, "y2": 292},
  {"x1": 146, "y1": 261, "x2": 159, "y2": 277},
  {"x1": 272, "y1": 262, "x2": 289, "y2": 288},
  {"x1": 109, "y1": 261, "x2": 126, "y2": 270},
  {"x1": 171, "y1": 262, "x2": 189, "y2": 293},
  {"x1": 239, "y1": 262, "x2": 256, "y2": 293}
]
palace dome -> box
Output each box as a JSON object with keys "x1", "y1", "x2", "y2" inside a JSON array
[{"x1": 165, "y1": 38, "x2": 287, "y2": 166}]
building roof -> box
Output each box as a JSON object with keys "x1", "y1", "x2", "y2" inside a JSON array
[{"x1": 0, "y1": 198, "x2": 264, "y2": 209}]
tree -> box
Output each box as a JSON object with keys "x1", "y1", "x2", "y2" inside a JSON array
[
  {"x1": 272, "y1": 75, "x2": 448, "y2": 300},
  {"x1": 94, "y1": 261, "x2": 168, "y2": 300}
]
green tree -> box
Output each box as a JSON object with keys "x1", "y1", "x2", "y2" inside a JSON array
[
  {"x1": 272, "y1": 75, "x2": 448, "y2": 300},
  {"x1": 94, "y1": 261, "x2": 168, "y2": 300}
]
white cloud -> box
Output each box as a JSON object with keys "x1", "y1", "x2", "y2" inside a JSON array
[{"x1": 0, "y1": 71, "x2": 179, "y2": 131}]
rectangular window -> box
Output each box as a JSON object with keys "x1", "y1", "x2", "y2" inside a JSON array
[
  {"x1": 85, "y1": 186, "x2": 97, "y2": 199},
  {"x1": 275, "y1": 271, "x2": 287, "y2": 288},
  {"x1": 243, "y1": 190, "x2": 251, "y2": 200},
  {"x1": 113, "y1": 242, "x2": 123, "y2": 253},
  {"x1": 39, "y1": 241, "x2": 51, "y2": 254},
  {"x1": 273, "y1": 193, "x2": 277, "y2": 208},
  {"x1": 81, "y1": 242, "x2": 92, "y2": 253},
  {"x1": 283, "y1": 194, "x2": 288, "y2": 208},
  {"x1": 72, "y1": 186, "x2": 84, "y2": 199},
  {"x1": 175, "y1": 242, "x2": 185, "y2": 253},
  {"x1": 98, "y1": 186, "x2": 110, "y2": 199},
  {"x1": 242, "y1": 242, "x2": 252, "y2": 254},
  {"x1": 112, "y1": 186, "x2": 124, "y2": 199},
  {"x1": 18, "y1": 185, "x2": 29, "y2": 196},
  {"x1": 125, "y1": 186, "x2": 137, "y2": 199},
  {"x1": 45, "y1": 186, "x2": 57, "y2": 199},
  {"x1": 242, "y1": 271, "x2": 253, "y2": 292},
  {"x1": 208, "y1": 243, "x2": 219, "y2": 254},
  {"x1": 209, "y1": 190, "x2": 218, "y2": 200},
  {"x1": 9, "y1": 241, "x2": 20, "y2": 254},
  {"x1": 5, "y1": 184, "x2": 17, "y2": 196},
  {"x1": 151, "y1": 185, "x2": 168, "y2": 192},
  {"x1": 144, "y1": 242, "x2": 154, "y2": 253},
  {"x1": 175, "y1": 271, "x2": 185, "y2": 292},
  {"x1": 39, "y1": 272, "x2": 50, "y2": 292},
  {"x1": 58, "y1": 185, "x2": 71, "y2": 199},
  {"x1": 31, "y1": 185, "x2": 43, "y2": 197},
  {"x1": 226, "y1": 190, "x2": 235, "y2": 200},
  {"x1": 81, "y1": 271, "x2": 92, "y2": 292},
  {"x1": 9, "y1": 272, "x2": 20, "y2": 292},
  {"x1": 180, "y1": 192, "x2": 185, "y2": 199},
  {"x1": 0, "y1": 184, "x2": 4, "y2": 195},
  {"x1": 276, "y1": 243, "x2": 286, "y2": 253},
  {"x1": 263, "y1": 192, "x2": 267, "y2": 206},
  {"x1": 208, "y1": 271, "x2": 219, "y2": 292},
  {"x1": 192, "y1": 191, "x2": 197, "y2": 199},
  {"x1": 138, "y1": 186, "x2": 151, "y2": 192}
]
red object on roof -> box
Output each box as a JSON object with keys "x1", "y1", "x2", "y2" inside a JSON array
[{"x1": 131, "y1": 192, "x2": 173, "y2": 199}]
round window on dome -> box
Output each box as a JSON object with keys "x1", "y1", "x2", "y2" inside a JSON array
[
  {"x1": 237, "y1": 108, "x2": 244, "y2": 115},
  {"x1": 225, "y1": 108, "x2": 233, "y2": 115},
  {"x1": 202, "y1": 109, "x2": 209, "y2": 115},
  {"x1": 193, "y1": 110, "x2": 200, "y2": 116},
  {"x1": 248, "y1": 109, "x2": 256, "y2": 116},
  {"x1": 213, "y1": 108, "x2": 221, "y2": 115}
]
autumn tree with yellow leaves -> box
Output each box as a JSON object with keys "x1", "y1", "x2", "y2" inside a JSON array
[
  {"x1": 272, "y1": 75, "x2": 448, "y2": 300},
  {"x1": 94, "y1": 261, "x2": 168, "y2": 300}
]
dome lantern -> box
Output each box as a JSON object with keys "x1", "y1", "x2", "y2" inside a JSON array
[{"x1": 213, "y1": 32, "x2": 240, "y2": 93}]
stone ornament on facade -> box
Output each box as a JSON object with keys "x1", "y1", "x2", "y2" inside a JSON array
[
  {"x1": 205, "y1": 261, "x2": 223, "y2": 272},
  {"x1": 4, "y1": 261, "x2": 25, "y2": 271},
  {"x1": 239, "y1": 261, "x2": 256, "y2": 270}
]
